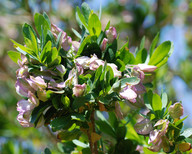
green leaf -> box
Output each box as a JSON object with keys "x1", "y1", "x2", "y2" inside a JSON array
[
  {"x1": 105, "y1": 21, "x2": 110, "y2": 31},
  {"x1": 115, "y1": 59, "x2": 125, "y2": 72},
  {"x1": 81, "y1": 2, "x2": 91, "y2": 23},
  {"x1": 135, "y1": 48, "x2": 147, "y2": 64},
  {"x1": 152, "y1": 93, "x2": 162, "y2": 117},
  {"x1": 116, "y1": 42, "x2": 135, "y2": 65},
  {"x1": 88, "y1": 13, "x2": 101, "y2": 37},
  {"x1": 76, "y1": 35, "x2": 92, "y2": 56},
  {"x1": 175, "y1": 116, "x2": 188, "y2": 127},
  {"x1": 149, "y1": 32, "x2": 159, "y2": 57},
  {"x1": 161, "y1": 92, "x2": 168, "y2": 109},
  {"x1": 72, "y1": 140, "x2": 89, "y2": 148},
  {"x1": 22, "y1": 23, "x2": 37, "y2": 41},
  {"x1": 7, "y1": 51, "x2": 21, "y2": 63},
  {"x1": 44, "y1": 148, "x2": 52, "y2": 154},
  {"x1": 30, "y1": 103, "x2": 50, "y2": 125},
  {"x1": 119, "y1": 77, "x2": 140, "y2": 88},
  {"x1": 76, "y1": 7, "x2": 89, "y2": 30},
  {"x1": 50, "y1": 116, "x2": 73, "y2": 132},
  {"x1": 72, "y1": 28, "x2": 81, "y2": 39},
  {"x1": 29, "y1": 28, "x2": 38, "y2": 56},
  {"x1": 181, "y1": 128, "x2": 192, "y2": 138},
  {"x1": 43, "y1": 12, "x2": 51, "y2": 27},
  {"x1": 116, "y1": 126, "x2": 126, "y2": 140},
  {"x1": 144, "y1": 91, "x2": 153, "y2": 111},
  {"x1": 140, "y1": 36, "x2": 145, "y2": 50},
  {"x1": 11, "y1": 39, "x2": 37, "y2": 58},
  {"x1": 34, "y1": 13, "x2": 50, "y2": 36},
  {"x1": 57, "y1": 129, "x2": 82, "y2": 141},
  {"x1": 71, "y1": 113, "x2": 85, "y2": 121},
  {"x1": 40, "y1": 41, "x2": 52, "y2": 63},
  {"x1": 96, "y1": 120, "x2": 116, "y2": 138},
  {"x1": 148, "y1": 41, "x2": 172, "y2": 66},
  {"x1": 72, "y1": 93, "x2": 96, "y2": 109}
]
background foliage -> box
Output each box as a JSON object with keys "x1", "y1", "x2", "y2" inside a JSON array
[{"x1": 1, "y1": 0, "x2": 192, "y2": 153}]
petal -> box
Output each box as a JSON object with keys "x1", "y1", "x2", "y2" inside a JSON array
[
  {"x1": 138, "y1": 64, "x2": 157, "y2": 72},
  {"x1": 120, "y1": 87, "x2": 137, "y2": 101},
  {"x1": 134, "y1": 119, "x2": 153, "y2": 135}
]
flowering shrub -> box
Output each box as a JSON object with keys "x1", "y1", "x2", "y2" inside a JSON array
[{"x1": 8, "y1": 3, "x2": 192, "y2": 154}]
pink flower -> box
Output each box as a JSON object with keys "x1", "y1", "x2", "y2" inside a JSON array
[
  {"x1": 73, "y1": 83, "x2": 86, "y2": 97},
  {"x1": 106, "y1": 27, "x2": 117, "y2": 43},
  {"x1": 15, "y1": 78, "x2": 35, "y2": 97},
  {"x1": 100, "y1": 38, "x2": 108, "y2": 51},
  {"x1": 119, "y1": 86, "x2": 137, "y2": 103},
  {"x1": 137, "y1": 64, "x2": 157, "y2": 72},
  {"x1": 29, "y1": 76, "x2": 47, "y2": 89},
  {"x1": 51, "y1": 23, "x2": 72, "y2": 51},
  {"x1": 17, "y1": 99, "x2": 35, "y2": 113},
  {"x1": 16, "y1": 66, "x2": 28, "y2": 78},
  {"x1": 168, "y1": 102, "x2": 183, "y2": 119},
  {"x1": 107, "y1": 63, "x2": 121, "y2": 77},
  {"x1": 17, "y1": 112, "x2": 34, "y2": 127},
  {"x1": 72, "y1": 41, "x2": 80, "y2": 52},
  {"x1": 62, "y1": 36, "x2": 72, "y2": 51},
  {"x1": 75, "y1": 56, "x2": 90, "y2": 69}
]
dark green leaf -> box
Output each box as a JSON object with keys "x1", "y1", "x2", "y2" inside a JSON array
[
  {"x1": 71, "y1": 113, "x2": 85, "y2": 121},
  {"x1": 57, "y1": 129, "x2": 82, "y2": 140},
  {"x1": 30, "y1": 103, "x2": 50, "y2": 125},
  {"x1": 76, "y1": 35, "x2": 92, "y2": 56},
  {"x1": 44, "y1": 148, "x2": 51, "y2": 154},
  {"x1": 50, "y1": 116, "x2": 73, "y2": 132}
]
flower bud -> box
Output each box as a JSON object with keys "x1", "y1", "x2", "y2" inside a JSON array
[
  {"x1": 56, "y1": 64, "x2": 66, "y2": 76},
  {"x1": 105, "y1": 26, "x2": 117, "y2": 43},
  {"x1": 73, "y1": 83, "x2": 86, "y2": 97},
  {"x1": 168, "y1": 102, "x2": 183, "y2": 119},
  {"x1": 100, "y1": 38, "x2": 108, "y2": 51}
]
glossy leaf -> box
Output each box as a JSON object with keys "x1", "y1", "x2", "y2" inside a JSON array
[
  {"x1": 88, "y1": 13, "x2": 101, "y2": 37},
  {"x1": 148, "y1": 41, "x2": 172, "y2": 66},
  {"x1": 7, "y1": 51, "x2": 21, "y2": 63}
]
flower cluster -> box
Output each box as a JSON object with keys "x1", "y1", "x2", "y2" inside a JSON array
[{"x1": 9, "y1": 6, "x2": 192, "y2": 153}]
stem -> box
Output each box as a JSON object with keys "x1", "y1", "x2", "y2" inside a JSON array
[{"x1": 88, "y1": 110, "x2": 98, "y2": 154}]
